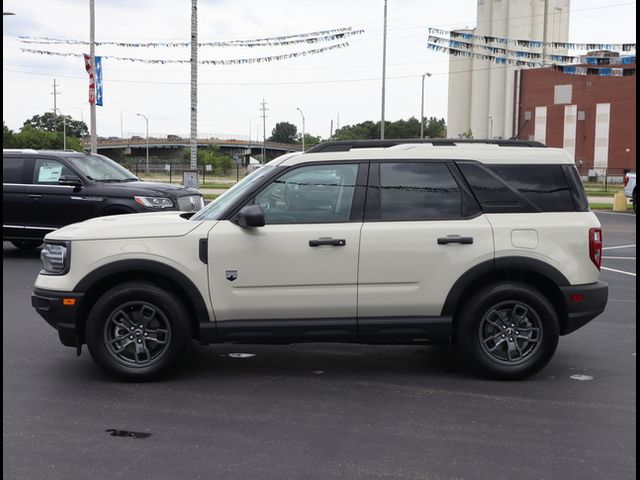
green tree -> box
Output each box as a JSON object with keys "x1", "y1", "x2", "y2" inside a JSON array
[
  {"x1": 3, "y1": 122, "x2": 18, "y2": 148},
  {"x1": 23, "y1": 112, "x2": 89, "y2": 138},
  {"x1": 298, "y1": 132, "x2": 323, "y2": 148},
  {"x1": 424, "y1": 117, "x2": 447, "y2": 138},
  {"x1": 269, "y1": 122, "x2": 298, "y2": 144},
  {"x1": 184, "y1": 145, "x2": 235, "y2": 175},
  {"x1": 8, "y1": 126, "x2": 83, "y2": 151}
]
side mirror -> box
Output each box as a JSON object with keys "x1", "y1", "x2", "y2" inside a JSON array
[
  {"x1": 58, "y1": 175, "x2": 83, "y2": 188},
  {"x1": 236, "y1": 204, "x2": 265, "y2": 228}
]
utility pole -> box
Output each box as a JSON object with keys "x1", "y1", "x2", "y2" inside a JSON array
[
  {"x1": 297, "y1": 107, "x2": 305, "y2": 152},
  {"x1": 259, "y1": 99, "x2": 268, "y2": 163},
  {"x1": 420, "y1": 72, "x2": 431, "y2": 139},
  {"x1": 380, "y1": 0, "x2": 388, "y2": 139},
  {"x1": 190, "y1": 0, "x2": 198, "y2": 174},
  {"x1": 542, "y1": 0, "x2": 549, "y2": 65},
  {"x1": 51, "y1": 79, "x2": 60, "y2": 115},
  {"x1": 89, "y1": 0, "x2": 97, "y2": 153},
  {"x1": 330, "y1": 119, "x2": 334, "y2": 139}
]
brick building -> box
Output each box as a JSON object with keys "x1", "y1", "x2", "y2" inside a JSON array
[{"x1": 514, "y1": 59, "x2": 636, "y2": 179}]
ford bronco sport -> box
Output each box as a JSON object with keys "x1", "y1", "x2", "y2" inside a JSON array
[{"x1": 31, "y1": 140, "x2": 608, "y2": 380}]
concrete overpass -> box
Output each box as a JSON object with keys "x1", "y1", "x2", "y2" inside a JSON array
[{"x1": 84, "y1": 136, "x2": 301, "y2": 162}]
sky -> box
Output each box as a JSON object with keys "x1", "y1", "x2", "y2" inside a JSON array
[{"x1": 2, "y1": 0, "x2": 636, "y2": 141}]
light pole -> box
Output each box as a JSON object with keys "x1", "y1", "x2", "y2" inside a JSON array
[
  {"x1": 488, "y1": 115, "x2": 493, "y2": 139},
  {"x1": 296, "y1": 107, "x2": 306, "y2": 152},
  {"x1": 420, "y1": 72, "x2": 431, "y2": 139},
  {"x1": 380, "y1": 0, "x2": 388, "y2": 139},
  {"x1": 136, "y1": 113, "x2": 149, "y2": 173}
]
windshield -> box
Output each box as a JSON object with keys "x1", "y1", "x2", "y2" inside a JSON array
[
  {"x1": 191, "y1": 165, "x2": 276, "y2": 221},
  {"x1": 67, "y1": 154, "x2": 138, "y2": 182}
]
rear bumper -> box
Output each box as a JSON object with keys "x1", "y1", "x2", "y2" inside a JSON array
[
  {"x1": 560, "y1": 281, "x2": 608, "y2": 335},
  {"x1": 32, "y1": 288, "x2": 84, "y2": 347}
]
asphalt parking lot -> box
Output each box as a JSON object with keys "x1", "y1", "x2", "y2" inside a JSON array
[{"x1": 3, "y1": 212, "x2": 636, "y2": 480}]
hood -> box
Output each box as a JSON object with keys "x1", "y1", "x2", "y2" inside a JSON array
[
  {"x1": 45, "y1": 211, "x2": 204, "y2": 241},
  {"x1": 94, "y1": 181, "x2": 201, "y2": 197}
]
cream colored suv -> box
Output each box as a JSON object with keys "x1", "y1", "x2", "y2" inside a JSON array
[{"x1": 32, "y1": 140, "x2": 608, "y2": 380}]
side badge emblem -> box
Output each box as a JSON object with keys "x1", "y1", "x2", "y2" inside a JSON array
[{"x1": 225, "y1": 270, "x2": 238, "y2": 282}]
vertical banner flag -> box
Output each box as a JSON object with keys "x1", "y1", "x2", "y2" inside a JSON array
[
  {"x1": 95, "y1": 56, "x2": 103, "y2": 106},
  {"x1": 83, "y1": 53, "x2": 95, "y2": 105}
]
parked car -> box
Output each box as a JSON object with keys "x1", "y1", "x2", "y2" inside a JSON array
[
  {"x1": 623, "y1": 171, "x2": 636, "y2": 212},
  {"x1": 3, "y1": 149, "x2": 204, "y2": 249},
  {"x1": 31, "y1": 139, "x2": 608, "y2": 381}
]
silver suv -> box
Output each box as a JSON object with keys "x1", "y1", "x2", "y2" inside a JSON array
[{"x1": 32, "y1": 140, "x2": 608, "y2": 380}]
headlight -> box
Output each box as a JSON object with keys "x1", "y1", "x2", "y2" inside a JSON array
[
  {"x1": 134, "y1": 196, "x2": 174, "y2": 209},
  {"x1": 40, "y1": 242, "x2": 70, "y2": 275}
]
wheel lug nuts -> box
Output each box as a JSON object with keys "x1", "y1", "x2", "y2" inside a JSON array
[
  {"x1": 130, "y1": 327, "x2": 134, "y2": 331},
  {"x1": 129, "y1": 336, "x2": 133, "y2": 340},
  {"x1": 515, "y1": 331, "x2": 519, "y2": 335},
  {"x1": 139, "y1": 325, "x2": 143, "y2": 328},
  {"x1": 144, "y1": 333, "x2": 148, "y2": 337},
  {"x1": 501, "y1": 334, "x2": 506, "y2": 338},
  {"x1": 137, "y1": 339, "x2": 142, "y2": 343},
  {"x1": 509, "y1": 337, "x2": 514, "y2": 341}
]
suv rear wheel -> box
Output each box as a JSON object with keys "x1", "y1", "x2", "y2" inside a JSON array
[
  {"x1": 456, "y1": 282, "x2": 559, "y2": 380},
  {"x1": 86, "y1": 281, "x2": 191, "y2": 380}
]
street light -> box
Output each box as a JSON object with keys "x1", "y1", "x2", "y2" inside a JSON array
[
  {"x1": 296, "y1": 107, "x2": 306, "y2": 152},
  {"x1": 136, "y1": 113, "x2": 149, "y2": 173},
  {"x1": 420, "y1": 72, "x2": 432, "y2": 139},
  {"x1": 488, "y1": 115, "x2": 493, "y2": 139}
]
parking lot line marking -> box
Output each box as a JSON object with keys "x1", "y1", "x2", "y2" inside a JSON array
[
  {"x1": 603, "y1": 256, "x2": 636, "y2": 260},
  {"x1": 603, "y1": 244, "x2": 636, "y2": 251},
  {"x1": 602, "y1": 267, "x2": 636, "y2": 277}
]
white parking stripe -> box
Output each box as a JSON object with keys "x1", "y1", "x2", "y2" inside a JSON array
[
  {"x1": 603, "y1": 256, "x2": 636, "y2": 260},
  {"x1": 603, "y1": 244, "x2": 636, "y2": 251},
  {"x1": 602, "y1": 267, "x2": 636, "y2": 277}
]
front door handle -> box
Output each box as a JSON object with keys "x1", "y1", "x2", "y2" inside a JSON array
[
  {"x1": 438, "y1": 236, "x2": 473, "y2": 245},
  {"x1": 309, "y1": 238, "x2": 346, "y2": 247},
  {"x1": 29, "y1": 194, "x2": 42, "y2": 199}
]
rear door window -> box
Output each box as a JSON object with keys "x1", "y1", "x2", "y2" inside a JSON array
[
  {"x1": 2, "y1": 156, "x2": 25, "y2": 183},
  {"x1": 374, "y1": 162, "x2": 462, "y2": 220}
]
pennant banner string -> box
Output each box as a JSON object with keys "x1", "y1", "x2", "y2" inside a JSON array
[
  {"x1": 18, "y1": 27, "x2": 363, "y2": 48},
  {"x1": 427, "y1": 43, "x2": 636, "y2": 76},
  {"x1": 21, "y1": 43, "x2": 350, "y2": 65},
  {"x1": 428, "y1": 27, "x2": 635, "y2": 52},
  {"x1": 428, "y1": 35, "x2": 636, "y2": 65}
]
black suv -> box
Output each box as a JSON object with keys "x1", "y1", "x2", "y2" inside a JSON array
[{"x1": 3, "y1": 149, "x2": 204, "y2": 249}]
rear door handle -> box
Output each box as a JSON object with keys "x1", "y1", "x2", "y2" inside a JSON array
[
  {"x1": 309, "y1": 238, "x2": 346, "y2": 247},
  {"x1": 29, "y1": 194, "x2": 42, "y2": 199},
  {"x1": 438, "y1": 236, "x2": 473, "y2": 245}
]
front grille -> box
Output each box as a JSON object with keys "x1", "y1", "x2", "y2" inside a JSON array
[{"x1": 177, "y1": 195, "x2": 204, "y2": 212}]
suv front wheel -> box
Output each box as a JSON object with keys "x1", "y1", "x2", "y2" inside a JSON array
[
  {"x1": 86, "y1": 281, "x2": 192, "y2": 380},
  {"x1": 456, "y1": 282, "x2": 559, "y2": 380}
]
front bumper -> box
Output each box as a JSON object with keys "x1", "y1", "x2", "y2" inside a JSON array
[
  {"x1": 560, "y1": 281, "x2": 608, "y2": 335},
  {"x1": 32, "y1": 288, "x2": 84, "y2": 347}
]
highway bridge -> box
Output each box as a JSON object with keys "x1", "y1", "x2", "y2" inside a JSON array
[{"x1": 84, "y1": 135, "x2": 301, "y2": 162}]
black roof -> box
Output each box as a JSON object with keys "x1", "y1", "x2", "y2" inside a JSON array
[{"x1": 305, "y1": 139, "x2": 546, "y2": 153}]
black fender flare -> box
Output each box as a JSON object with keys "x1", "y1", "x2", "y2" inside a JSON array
[
  {"x1": 74, "y1": 259, "x2": 211, "y2": 325},
  {"x1": 441, "y1": 257, "x2": 570, "y2": 316}
]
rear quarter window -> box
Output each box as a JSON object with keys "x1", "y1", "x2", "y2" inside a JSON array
[{"x1": 488, "y1": 164, "x2": 575, "y2": 212}]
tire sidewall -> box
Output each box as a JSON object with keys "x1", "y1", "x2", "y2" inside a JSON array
[
  {"x1": 86, "y1": 282, "x2": 191, "y2": 380},
  {"x1": 457, "y1": 282, "x2": 559, "y2": 380}
]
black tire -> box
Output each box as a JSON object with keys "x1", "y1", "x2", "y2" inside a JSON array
[
  {"x1": 86, "y1": 281, "x2": 191, "y2": 380},
  {"x1": 10, "y1": 240, "x2": 43, "y2": 250},
  {"x1": 456, "y1": 282, "x2": 559, "y2": 380}
]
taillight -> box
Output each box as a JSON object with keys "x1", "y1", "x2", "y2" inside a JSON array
[
  {"x1": 623, "y1": 176, "x2": 629, "y2": 187},
  {"x1": 589, "y1": 227, "x2": 603, "y2": 270}
]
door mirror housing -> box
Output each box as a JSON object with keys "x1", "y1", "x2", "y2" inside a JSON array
[
  {"x1": 58, "y1": 175, "x2": 83, "y2": 188},
  {"x1": 236, "y1": 204, "x2": 265, "y2": 228}
]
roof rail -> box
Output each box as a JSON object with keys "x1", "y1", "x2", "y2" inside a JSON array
[{"x1": 305, "y1": 139, "x2": 546, "y2": 153}]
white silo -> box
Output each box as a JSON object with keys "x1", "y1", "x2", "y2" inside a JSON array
[
  {"x1": 448, "y1": 0, "x2": 571, "y2": 141},
  {"x1": 469, "y1": 0, "x2": 492, "y2": 139},
  {"x1": 446, "y1": 29, "x2": 474, "y2": 138}
]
